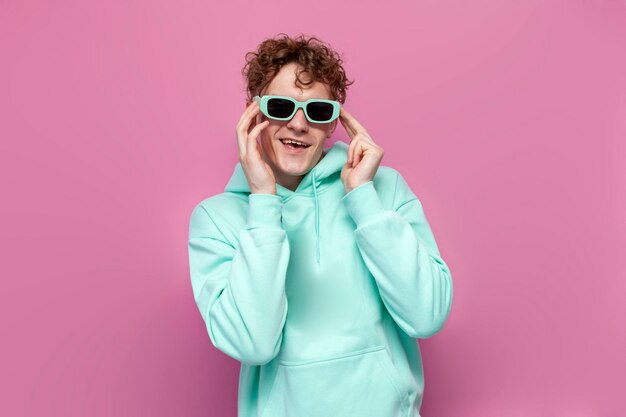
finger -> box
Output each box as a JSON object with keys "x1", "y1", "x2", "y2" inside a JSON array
[
  {"x1": 256, "y1": 141, "x2": 264, "y2": 160},
  {"x1": 347, "y1": 137, "x2": 353, "y2": 164},
  {"x1": 340, "y1": 107, "x2": 368, "y2": 135},
  {"x1": 340, "y1": 113, "x2": 357, "y2": 138},
  {"x1": 246, "y1": 104, "x2": 262, "y2": 136},
  {"x1": 352, "y1": 141, "x2": 362, "y2": 167},
  {"x1": 247, "y1": 120, "x2": 269, "y2": 157},
  {"x1": 339, "y1": 108, "x2": 356, "y2": 137},
  {"x1": 237, "y1": 103, "x2": 261, "y2": 154},
  {"x1": 356, "y1": 132, "x2": 375, "y2": 146},
  {"x1": 237, "y1": 100, "x2": 259, "y2": 129},
  {"x1": 348, "y1": 138, "x2": 358, "y2": 166},
  {"x1": 236, "y1": 101, "x2": 259, "y2": 136},
  {"x1": 353, "y1": 142, "x2": 364, "y2": 167},
  {"x1": 245, "y1": 120, "x2": 269, "y2": 160}
]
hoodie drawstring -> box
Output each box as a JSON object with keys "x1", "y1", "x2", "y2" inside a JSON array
[{"x1": 312, "y1": 170, "x2": 320, "y2": 265}]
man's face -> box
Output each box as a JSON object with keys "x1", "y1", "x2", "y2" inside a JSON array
[{"x1": 251, "y1": 62, "x2": 338, "y2": 190}]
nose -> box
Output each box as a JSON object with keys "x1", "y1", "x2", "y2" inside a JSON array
[{"x1": 286, "y1": 108, "x2": 309, "y2": 132}]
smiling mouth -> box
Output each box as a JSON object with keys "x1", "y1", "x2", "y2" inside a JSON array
[{"x1": 279, "y1": 139, "x2": 312, "y2": 149}]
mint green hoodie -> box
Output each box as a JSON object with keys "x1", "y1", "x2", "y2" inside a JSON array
[{"x1": 188, "y1": 140, "x2": 453, "y2": 417}]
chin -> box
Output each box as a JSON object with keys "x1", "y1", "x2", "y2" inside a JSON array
[{"x1": 274, "y1": 159, "x2": 312, "y2": 177}]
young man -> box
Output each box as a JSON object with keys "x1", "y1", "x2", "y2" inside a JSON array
[{"x1": 188, "y1": 33, "x2": 453, "y2": 417}]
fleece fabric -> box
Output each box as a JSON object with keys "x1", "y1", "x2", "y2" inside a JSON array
[{"x1": 188, "y1": 140, "x2": 453, "y2": 417}]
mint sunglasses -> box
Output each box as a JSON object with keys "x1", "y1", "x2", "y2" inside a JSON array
[{"x1": 253, "y1": 95, "x2": 340, "y2": 123}]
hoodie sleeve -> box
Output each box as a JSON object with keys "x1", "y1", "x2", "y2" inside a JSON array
[
  {"x1": 188, "y1": 194, "x2": 290, "y2": 365},
  {"x1": 341, "y1": 172, "x2": 453, "y2": 339}
]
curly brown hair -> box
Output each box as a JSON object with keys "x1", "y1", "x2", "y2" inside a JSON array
[{"x1": 241, "y1": 33, "x2": 355, "y2": 104}]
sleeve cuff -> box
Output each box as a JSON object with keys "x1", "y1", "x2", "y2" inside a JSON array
[
  {"x1": 246, "y1": 193, "x2": 283, "y2": 229},
  {"x1": 342, "y1": 181, "x2": 387, "y2": 227}
]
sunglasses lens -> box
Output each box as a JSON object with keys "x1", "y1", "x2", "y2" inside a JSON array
[
  {"x1": 307, "y1": 102, "x2": 335, "y2": 122},
  {"x1": 267, "y1": 98, "x2": 295, "y2": 119}
]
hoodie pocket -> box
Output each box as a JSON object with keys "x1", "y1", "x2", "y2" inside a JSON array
[{"x1": 260, "y1": 345, "x2": 408, "y2": 417}]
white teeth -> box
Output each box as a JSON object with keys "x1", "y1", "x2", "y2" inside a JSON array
[{"x1": 281, "y1": 139, "x2": 310, "y2": 147}]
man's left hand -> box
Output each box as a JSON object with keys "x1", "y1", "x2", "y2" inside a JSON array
[{"x1": 339, "y1": 107, "x2": 384, "y2": 193}]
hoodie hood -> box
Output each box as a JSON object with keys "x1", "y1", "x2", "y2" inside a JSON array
[{"x1": 224, "y1": 140, "x2": 349, "y2": 264}]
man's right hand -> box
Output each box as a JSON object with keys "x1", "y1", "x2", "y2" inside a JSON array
[{"x1": 236, "y1": 100, "x2": 277, "y2": 195}]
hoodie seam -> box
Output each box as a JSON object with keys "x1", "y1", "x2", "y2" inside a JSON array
[
  {"x1": 391, "y1": 170, "x2": 422, "y2": 214},
  {"x1": 196, "y1": 204, "x2": 232, "y2": 246},
  {"x1": 278, "y1": 344, "x2": 386, "y2": 366},
  {"x1": 394, "y1": 197, "x2": 419, "y2": 213}
]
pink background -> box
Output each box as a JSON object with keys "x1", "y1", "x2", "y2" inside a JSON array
[{"x1": 1, "y1": 0, "x2": 625, "y2": 416}]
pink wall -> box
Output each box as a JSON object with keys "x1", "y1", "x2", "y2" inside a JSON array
[{"x1": 1, "y1": 0, "x2": 624, "y2": 416}]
